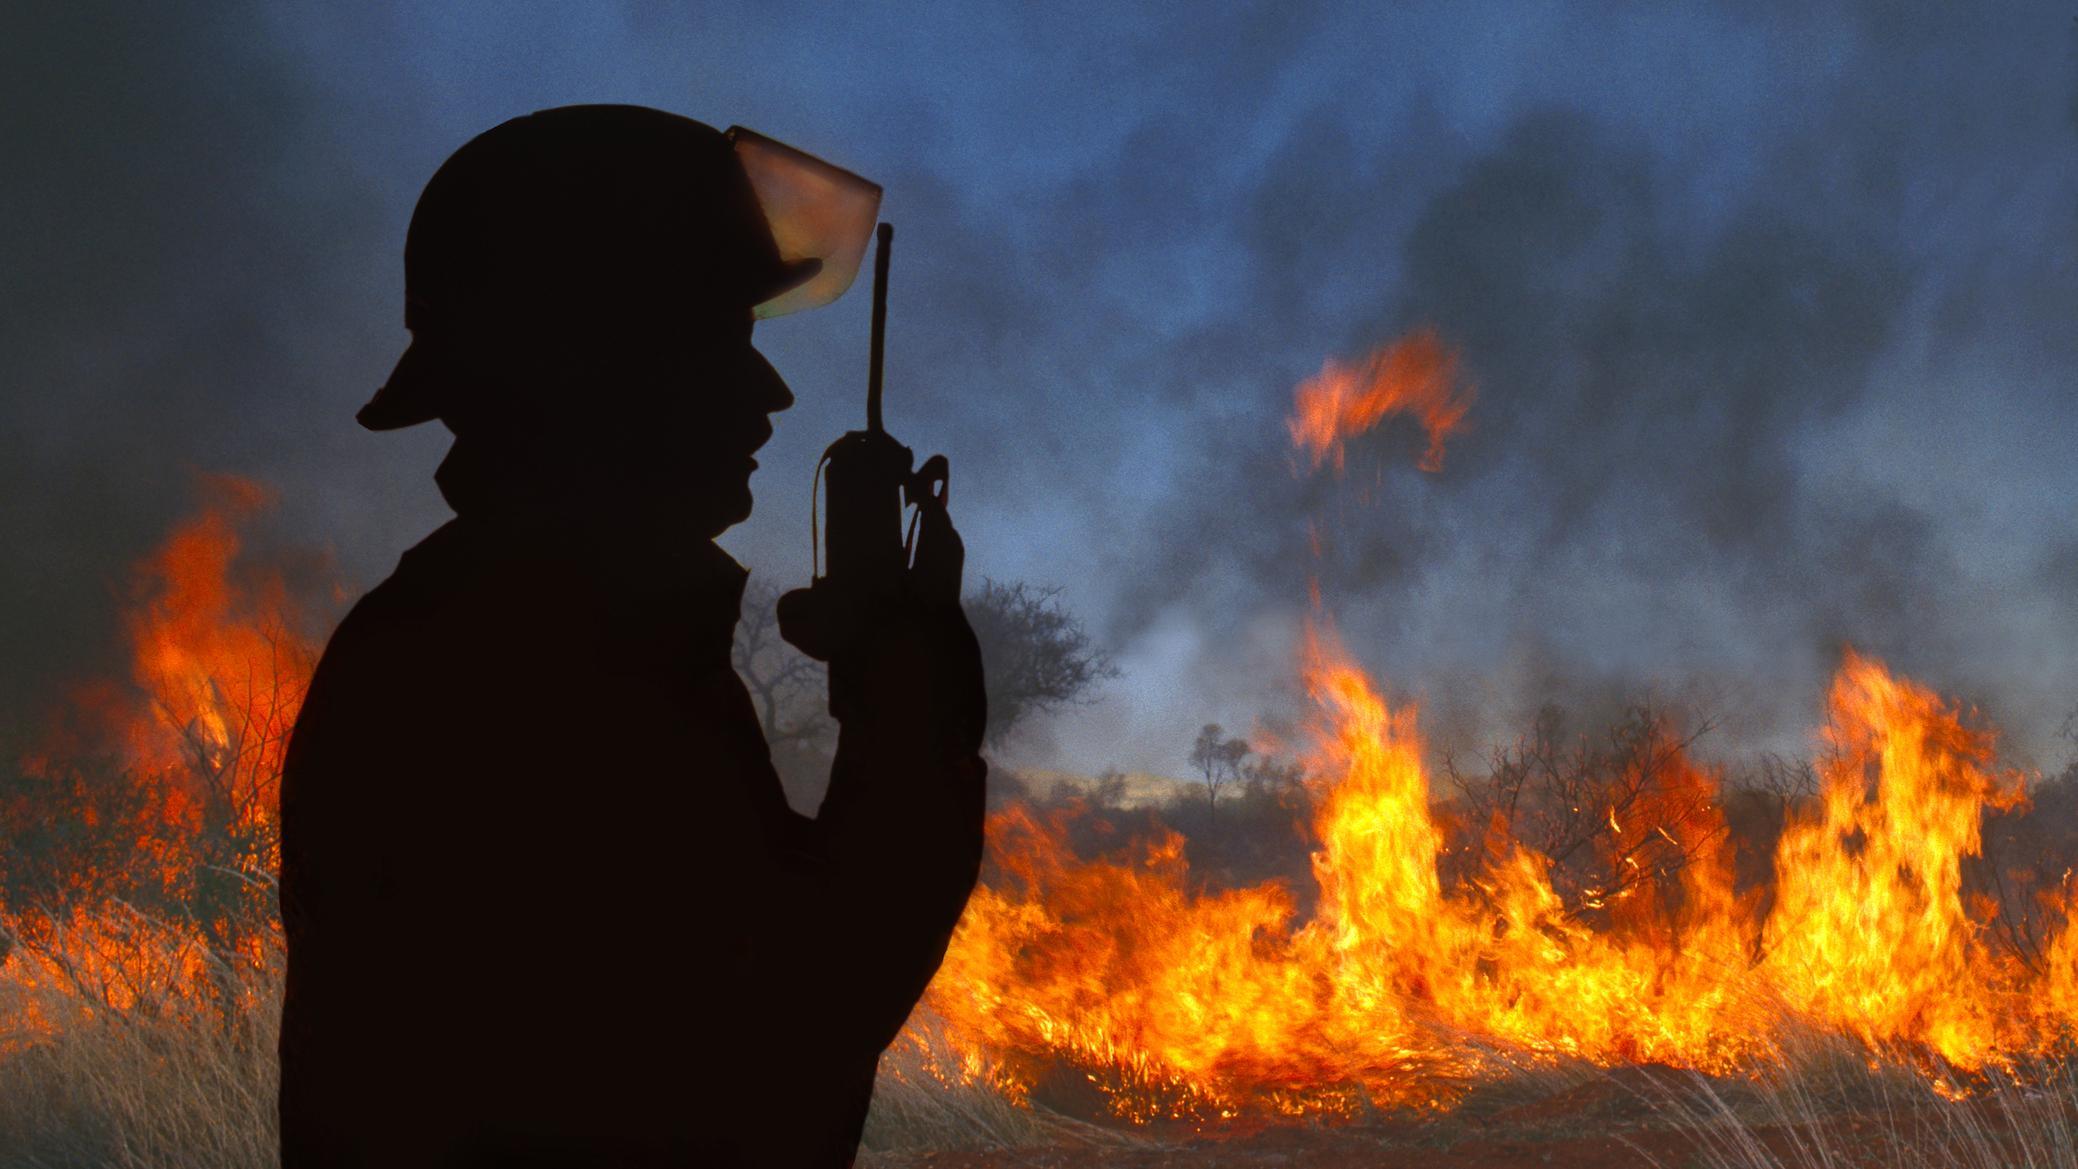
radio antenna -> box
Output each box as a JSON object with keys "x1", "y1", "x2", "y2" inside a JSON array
[{"x1": 866, "y1": 222, "x2": 893, "y2": 436}]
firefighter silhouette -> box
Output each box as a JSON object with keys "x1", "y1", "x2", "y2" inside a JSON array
[{"x1": 278, "y1": 105, "x2": 986, "y2": 1168}]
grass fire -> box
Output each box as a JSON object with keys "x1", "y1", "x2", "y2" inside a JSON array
[{"x1": 2, "y1": 333, "x2": 2077, "y2": 1168}]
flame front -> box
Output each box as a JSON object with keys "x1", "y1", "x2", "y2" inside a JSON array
[
  {"x1": 922, "y1": 633, "x2": 2078, "y2": 1119},
  {"x1": 8, "y1": 362, "x2": 2078, "y2": 1130},
  {"x1": 912, "y1": 331, "x2": 2078, "y2": 1120},
  {"x1": 923, "y1": 629, "x2": 1774, "y2": 1117}
]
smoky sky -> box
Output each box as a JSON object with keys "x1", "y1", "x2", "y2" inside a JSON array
[{"x1": 5, "y1": 2, "x2": 2077, "y2": 777}]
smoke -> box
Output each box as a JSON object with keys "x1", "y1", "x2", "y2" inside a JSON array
[
  {"x1": 5, "y1": 2, "x2": 312, "y2": 723},
  {"x1": 6, "y1": 1, "x2": 2077, "y2": 777},
  {"x1": 1056, "y1": 4, "x2": 2078, "y2": 771}
]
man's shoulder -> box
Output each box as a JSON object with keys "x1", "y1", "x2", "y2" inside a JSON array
[
  {"x1": 338, "y1": 520, "x2": 587, "y2": 632},
  {"x1": 306, "y1": 523, "x2": 547, "y2": 698},
  {"x1": 311, "y1": 517, "x2": 759, "y2": 724},
  {"x1": 292, "y1": 523, "x2": 615, "y2": 775},
  {"x1": 363, "y1": 517, "x2": 743, "y2": 614}
]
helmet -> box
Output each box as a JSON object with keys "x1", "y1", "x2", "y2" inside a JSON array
[{"x1": 359, "y1": 104, "x2": 880, "y2": 431}]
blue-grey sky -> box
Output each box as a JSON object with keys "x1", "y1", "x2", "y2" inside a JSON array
[{"x1": 7, "y1": 1, "x2": 2077, "y2": 778}]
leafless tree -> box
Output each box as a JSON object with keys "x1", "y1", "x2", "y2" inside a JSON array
[
  {"x1": 1441, "y1": 702, "x2": 1726, "y2": 919},
  {"x1": 733, "y1": 577, "x2": 1117, "y2": 792},
  {"x1": 966, "y1": 580, "x2": 1119, "y2": 748},
  {"x1": 1746, "y1": 752, "x2": 1818, "y2": 818},
  {"x1": 731, "y1": 581, "x2": 839, "y2": 807},
  {"x1": 732, "y1": 580, "x2": 833, "y2": 755},
  {"x1": 1190, "y1": 723, "x2": 1250, "y2": 825},
  {"x1": 1092, "y1": 767, "x2": 1129, "y2": 809},
  {"x1": 1972, "y1": 766, "x2": 2078, "y2": 973}
]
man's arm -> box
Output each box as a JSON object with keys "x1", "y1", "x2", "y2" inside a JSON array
[{"x1": 760, "y1": 595, "x2": 987, "y2": 1053}]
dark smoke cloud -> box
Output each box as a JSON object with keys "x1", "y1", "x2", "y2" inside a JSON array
[
  {"x1": 5, "y1": 1, "x2": 309, "y2": 720},
  {"x1": 2, "y1": 0, "x2": 440, "y2": 735},
  {"x1": 6, "y1": 1, "x2": 2076, "y2": 778},
  {"x1": 1069, "y1": 4, "x2": 2078, "y2": 770}
]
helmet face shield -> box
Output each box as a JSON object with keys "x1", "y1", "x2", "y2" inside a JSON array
[{"x1": 726, "y1": 126, "x2": 883, "y2": 319}]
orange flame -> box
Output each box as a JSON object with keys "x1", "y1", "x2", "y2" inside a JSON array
[
  {"x1": 4, "y1": 476, "x2": 315, "y2": 1042},
  {"x1": 1288, "y1": 329, "x2": 1472, "y2": 474},
  {"x1": 6, "y1": 442, "x2": 2076, "y2": 1131},
  {"x1": 921, "y1": 638, "x2": 2078, "y2": 1120},
  {"x1": 922, "y1": 629, "x2": 1771, "y2": 1118},
  {"x1": 121, "y1": 475, "x2": 311, "y2": 834},
  {"x1": 909, "y1": 330, "x2": 2078, "y2": 1119},
  {"x1": 1762, "y1": 650, "x2": 2029, "y2": 1066}
]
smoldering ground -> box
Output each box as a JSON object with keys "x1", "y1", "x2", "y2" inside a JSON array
[{"x1": 5, "y1": 2, "x2": 2078, "y2": 777}]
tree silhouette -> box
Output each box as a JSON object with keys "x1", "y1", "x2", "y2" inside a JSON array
[
  {"x1": 964, "y1": 580, "x2": 1117, "y2": 747},
  {"x1": 734, "y1": 578, "x2": 1117, "y2": 778},
  {"x1": 1189, "y1": 723, "x2": 1250, "y2": 825}
]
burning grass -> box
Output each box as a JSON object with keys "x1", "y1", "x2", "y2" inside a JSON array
[
  {"x1": 8, "y1": 422, "x2": 2078, "y2": 1161},
  {"x1": 3, "y1": 969, "x2": 2077, "y2": 1169},
  {"x1": 903, "y1": 633, "x2": 2078, "y2": 1127},
  {"x1": 0, "y1": 916, "x2": 281, "y2": 1169}
]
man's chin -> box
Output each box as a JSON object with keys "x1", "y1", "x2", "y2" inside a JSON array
[{"x1": 694, "y1": 483, "x2": 755, "y2": 538}]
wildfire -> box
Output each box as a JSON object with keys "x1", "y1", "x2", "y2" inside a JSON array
[
  {"x1": 908, "y1": 329, "x2": 2078, "y2": 1121},
  {"x1": 6, "y1": 343, "x2": 2077, "y2": 1133},
  {"x1": 3, "y1": 475, "x2": 310, "y2": 1043},
  {"x1": 924, "y1": 630, "x2": 1753, "y2": 1117},
  {"x1": 1763, "y1": 651, "x2": 2030, "y2": 1066},
  {"x1": 919, "y1": 633, "x2": 2076, "y2": 1120}
]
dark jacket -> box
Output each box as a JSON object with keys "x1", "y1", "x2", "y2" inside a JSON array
[{"x1": 278, "y1": 485, "x2": 985, "y2": 1167}]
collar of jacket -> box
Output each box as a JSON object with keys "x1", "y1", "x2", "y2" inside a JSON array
[{"x1": 409, "y1": 438, "x2": 752, "y2": 669}]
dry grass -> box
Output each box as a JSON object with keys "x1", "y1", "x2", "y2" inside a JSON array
[
  {"x1": 0, "y1": 936, "x2": 1142, "y2": 1169},
  {"x1": 1615, "y1": 1030, "x2": 2078, "y2": 1169},
  {"x1": 0, "y1": 941, "x2": 2070, "y2": 1169},
  {"x1": 859, "y1": 1014, "x2": 1161, "y2": 1161},
  {"x1": 0, "y1": 941, "x2": 281, "y2": 1169}
]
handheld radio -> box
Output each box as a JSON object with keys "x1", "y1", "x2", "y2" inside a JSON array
[{"x1": 787, "y1": 224, "x2": 961, "y2": 720}]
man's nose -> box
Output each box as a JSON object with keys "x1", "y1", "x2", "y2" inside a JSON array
[{"x1": 746, "y1": 345, "x2": 794, "y2": 414}]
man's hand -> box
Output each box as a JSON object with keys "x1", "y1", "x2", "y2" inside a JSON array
[
  {"x1": 849, "y1": 595, "x2": 985, "y2": 760},
  {"x1": 777, "y1": 491, "x2": 985, "y2": 759},
  {"x1": 777, "y1": 586, "x2": 985, "y2": 760}
]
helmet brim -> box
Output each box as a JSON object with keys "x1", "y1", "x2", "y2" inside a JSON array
[
  {"x1": 357, "y1": 256, "x2": 819, "y2": 432},
  {"x1": 357, "y1": 338, "x2": 448, "y2": 431}
]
